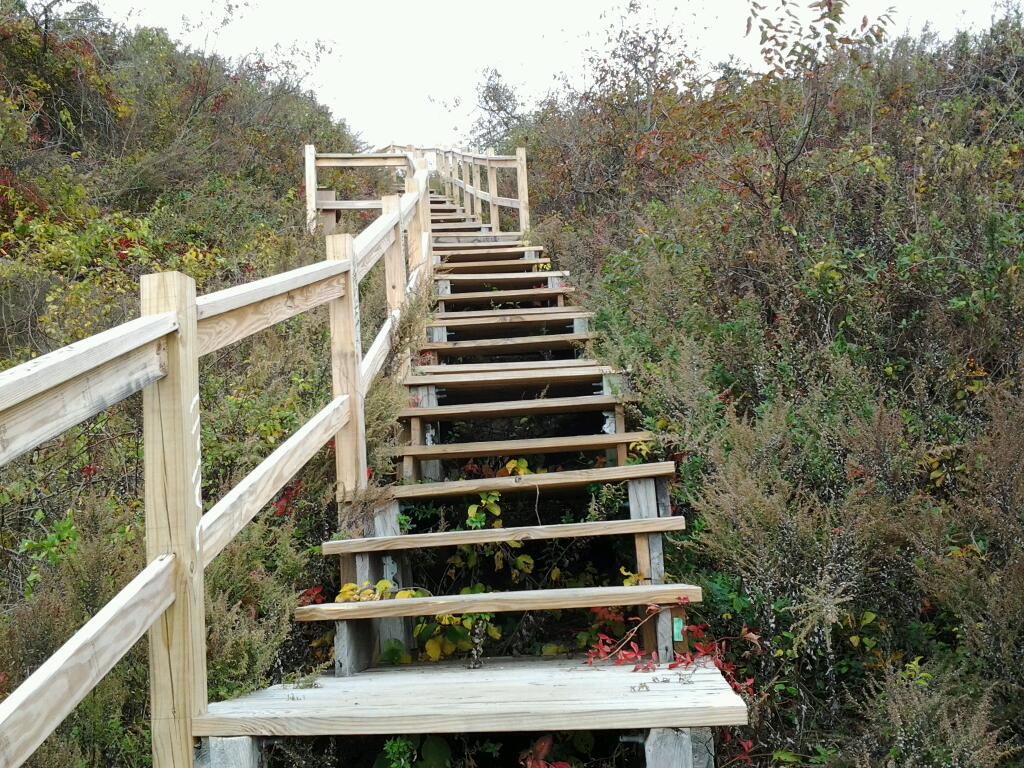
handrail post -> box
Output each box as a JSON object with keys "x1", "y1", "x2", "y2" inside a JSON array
[
  {"x1": 304, "y1": 144, "x2": 318, "y2": 234},
  {"x1": 381, "y1": 195, "x2": 407, "y2": 313},
  {"x1": 460, "y1": 155, "x2": 472, "y2": 216},
  {"x1": 327, "y1": 235, "x2": 366, "y2": 503},
  {"x1": 486, "y1": 149, "x2": 500, "y2": 233},
  {"x1": 470, "y1": 158, "x2": 482, "y2": 227},
  {"x1": 515, "y1": 147, "x2": 531, "y2": 234},
  {"x1": 415, "y1": 157, "x2": 433, "y2": 278},
  {"x1": 141, "y1": 270, "x2": 205, "y2": 768}
]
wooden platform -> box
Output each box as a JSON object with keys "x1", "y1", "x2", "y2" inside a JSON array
[{"x1": 193, "y1": 657, "x2": 747, "y2": 736}]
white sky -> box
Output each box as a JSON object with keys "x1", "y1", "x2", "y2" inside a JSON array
[{"x1": 93, "y1": 0, "x2": 1002, "y2": 148}]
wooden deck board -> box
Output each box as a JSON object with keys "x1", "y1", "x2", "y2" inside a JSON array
[
  {"x1": 194, "y1": 657, "x2": 747, "y2": 736},
  {"x1": 295, "y1": 583, "x2": 701, "y2": 621},
  {"x1": 397, "y1": 393, "x2": 621, "y2": 419},
  {"x1": 322, "y1": 516, "x2": 686, "y2": 555},
  {"x1": 390, "y1": 461, "x2": 676, "y2": 500},
  {"x1": 393, "y1": 430, "x2": 652, "y2": 461}
]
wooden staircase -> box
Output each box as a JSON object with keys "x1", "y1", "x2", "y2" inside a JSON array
[{"x1": 196, "y1": 184, "x2": 746, "y2": 764}]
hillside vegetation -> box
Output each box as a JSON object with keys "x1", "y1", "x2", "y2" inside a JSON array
[
  {"x1": 3, "y1": 0, "x2": 1024, "y2": 766},
  {"x1": 477, "y1": 2, "x2": 1024, "y2": 764}
]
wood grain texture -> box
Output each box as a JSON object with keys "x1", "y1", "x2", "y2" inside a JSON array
[
  {"x1": 397, "y1": 393, "x2": 621, "y2": 420},
  {"x1": 322, "y1": 517, "x2": 686, "y2": 555},
  {"x1": 0, "y1": 555, "x2": 175, "y2": 768},
  {"x1": 403, "y1": 365, "x2": 611, "y2": 389},
  {"x1": 196, "y1": 261, "x2": 349, "y2": 320},
  {"x1": 436, "y1": 258, "x2": 550, "y2": 272},
  {"x1": 193, "y1": 657, "x2": 746, "y2": 736},
  {"x1": 327, "y1": 235, "x2": 367, "y2": 500},
  {"x1": 296, "y1": 583, "x2": 701, "y2": 622},
  {"x1": 393, "y1": 430, "x2": 652, "y2": 461},
  {"x1": 0, "y1": 340, "x2": 166, "y2": 467},
  {"x1": 390, "y1": 461, "x2": 676, "y2": 500},
  {"x1": 198, "y1": 395, "x2": 350, "y2": 568},
  {"x1": 196, "y1": 275, "x2": 343, "y2": 356},
  {"x1": 422, "y1": 332, "x2": 595, "y2": 356},
  {"x1": 410, "y1": 359, "x2": 601, "y2": 374},
  {"x1": 0, "y1": 312, "x2": 176, "y2": 412},
  {"x1": 142, "y1": 271, "x2": 205, "y2": 768},
  {"x1": 437, "y1": 287, "x2": 574, "y2": 304}
]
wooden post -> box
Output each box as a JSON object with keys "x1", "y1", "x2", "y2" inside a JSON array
[
  {"x1": 142, "y1": 271, "x2": 205, "y2": 768},
  {"x1": 515, "y1": 147, "x2": 531, "y2": 234},
  {"x1": 198, "y1": 737, "x2": 262, "y2": 768},
  {"x1": 327, "y1": 235, "x2": 366, "y2": 501},
  {"x1": 486, "y1": 150, "x2": 500, "y2": 232},
  {"x1": 304, "y1": 144, "x2": 317, "y2": 234},
  {"x1": 415, "y1": 157, "x2": 433, "y2": 279},
  {"x1": 470, "y1": 159, "x2": 482, "y2": 225},
  {"x1": 382, "y1": 195, "x2": 407, "y2": 313},
  {"x1": 461, "y1": 156, "x2": 473, "y2": 218}
]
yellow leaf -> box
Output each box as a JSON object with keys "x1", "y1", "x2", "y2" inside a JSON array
[{"x1": 425, "y1": 637, "x2": 443, "y2": 661}]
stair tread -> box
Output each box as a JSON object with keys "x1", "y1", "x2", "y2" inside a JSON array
[
  {"x1": 410, "y1": 359, "x2": 600, "y2": 374},
  {"x1": 322, "y1": 516, "x2": 685, "y2": 555},
  {"x1": 428, "y1": 310, "x2": 590, "y2": 328},
  {"x1": 390, "y1": 461, "x2": 675, "y2": 500},
  {"x1": 195, "y1": 656, "x2": 748, "y2": 736},
  {"x1": 398, "y1": 393, "x2": 622, "y2": 419},
  {"x1": 437, "y1": 287, "x2": 575, "y2": 303},
  {"x1": 422, "y1": 332, "x2": 595, "y2": 354},
  {"x1": 295, "y1": 583, "x2": 700, "y2": 621},
  {"x1": 393, "y1": 430, "x2": 652, "y2": 460},
  {"x1": 439, "y1": 271, "x2": 568, "y2": 281},
  {"x1": 437, "y1": 258, "x2": 551, "y2": 271},
  {"x1": 434, "y1": 305, "x2": 587, "y2": 319},
  {"x1": 403, "y1": 364, "x2": 611, "y2": 388}
]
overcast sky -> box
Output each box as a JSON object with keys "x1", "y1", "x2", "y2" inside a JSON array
[{"x1": 93, "y1": 0, "x2": 1003, "y2": 148}]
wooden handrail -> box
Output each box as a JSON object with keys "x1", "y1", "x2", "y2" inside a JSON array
[
  {"x1": 0, "y1": 137, "x2": 449, "y2": 768},
  {"x1": 0, "y1": 313, "x2": 177, "y2": 466},
  {"x1": 0, "y1": 554, "x2": 176, "y2": 768},
  {"x1": 197, "y1": 395, "x2": 351, "y2": 568}
]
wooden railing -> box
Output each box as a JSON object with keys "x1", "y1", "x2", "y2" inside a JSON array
[
  {"x1": 437, "y1": 148, "x2": 530, "y2": 233},
  {"x1": 0, "y1": 147, "x2": 435, "y2": 768},
  {"x1": 305, "y1": 146, "x2": 530, "y2": 235}
]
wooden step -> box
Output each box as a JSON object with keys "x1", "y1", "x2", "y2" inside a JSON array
[
  {"x1": 391, "y1": 461, "x2": 675, "y2": 500},
  {"x1": 195, "y1": 656, "x2": 748, "y2": 736},
  {"x1": 440, "y1": 271, "x2": 568, "y2": 286},
  {"x1": 422, "y1": 332, "x2": 595, "y2": 356},
  {"x1": 434, "y1": 305, "x2": 586, "y2": 320},
  {"x1": 433, "y1": 241, "x2": 529, "y2": 251},
  {"x1": 437, "y1": 246, "x2": 542, "y2": 260},
  {"x1": 322, "y1": 516, "x2": 684, "y2": 555},
  {"x1": 404, "y1": 364, "x2": 610, "y2": 389},
  {"x1": 411, "y1": 359, "x2": 601, "y2": 374},
  {"x1": 437, "y1": 258, "x2": 550, "y2": 273},
  {"x1": 393, "y1": 430, "x2": 652, "y2": 462},
  {"x1": 398, "y1": 394, "x2": 623, "y2": 420},
  {"x1": 295, "y1": 583, "x2": 700, "y2": 622},
  {"x1": 432, "y1": 231, "x2": 523, "y2": 242},
  {"x1": 437, "y1": 287, "x2": 575, "y2": 305},
  {"x1": 432, "y1": 222, "x2": 491, "y2": 231},
  {"x1": 428, "y1": 310, "x2": 591, "y2": 328}
]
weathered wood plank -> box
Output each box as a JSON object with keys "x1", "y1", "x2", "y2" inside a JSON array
[
  {"x1": 0, "y1": 555, "x2": 175, "y2": 768},
  {"x1": 142, "y1": 271, "x2": 205, "y2": 768},
  {"x1": 0, "y1": 341, "x2": 165, "y2": 467},
  {"x1": 390, "y1": 462, "x2": 676, "y2": 500},
  {"x1": 193, "y1": 657, "x2": 747, "y2": 737},
  {"x1": 322, "y1": 517, "x2": 686, "y2": 555},
  {"x1": 196, "y1": 261, "x2": 350, "y2": 320},
  {"x1": 397, "y1": 393, "x2": 621, "y2": 420},
  {"x1": 0, "y1": 312, "x2": 176, "y2": 412},
  {"x1": 196, "y1": 275, "x2": 342, "y2": 356},
  {"x1": 296, "y1": 583, "x2": 701, "y2": 621},
  {"x1": 394, "y1": 430, "x2": 652, "y2": 461}
]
